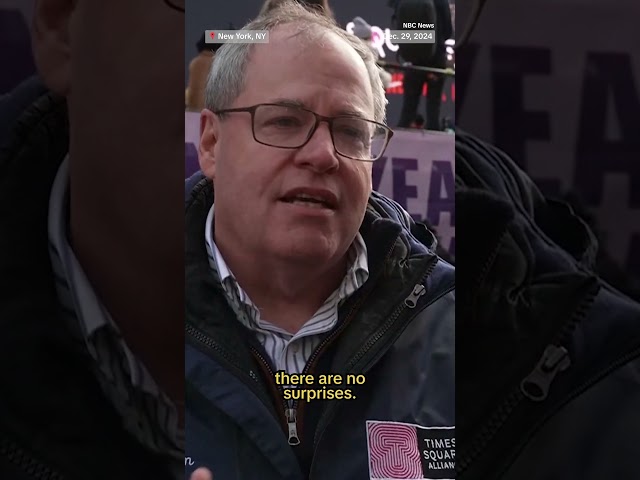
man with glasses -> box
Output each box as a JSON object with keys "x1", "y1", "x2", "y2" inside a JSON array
[{"x1": 185, "y1": 2, "x2": 455, "y2": 480}]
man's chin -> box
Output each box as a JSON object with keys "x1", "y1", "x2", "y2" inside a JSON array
[{"x1": 271, "y1": 234, "x2": 339, "y2": 265}]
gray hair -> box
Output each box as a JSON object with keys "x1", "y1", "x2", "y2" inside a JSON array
[{"x1": 204, "y1": 0, "x2": 388, "y2": 123}]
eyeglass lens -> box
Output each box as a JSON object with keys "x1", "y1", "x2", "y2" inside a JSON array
[{"x1": 253, "y1": 105, "x2": 388, "y2": 161}]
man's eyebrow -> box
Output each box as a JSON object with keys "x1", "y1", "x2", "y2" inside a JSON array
[
  {"x1": 269, "y1": 98, "x2": 368, "y2": 118},
  {"x1": 270, "y1": 98, "x2": 306, "y2": 109}
]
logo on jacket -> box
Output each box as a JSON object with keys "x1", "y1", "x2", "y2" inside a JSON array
[{"x1": 366, "y1": 421, "x2": 455, "y2": 480}]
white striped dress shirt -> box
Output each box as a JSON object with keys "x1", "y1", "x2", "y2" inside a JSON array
[
  {"x1": 205, "y1": 205, "x2": 369, "y2": 374},
  {"x1": 48, "y1": 156, "x2": 183, "y2": 478}
]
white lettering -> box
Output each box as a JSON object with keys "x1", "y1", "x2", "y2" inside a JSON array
[
  {"x1": 425, "y1": 438, "x2": 449, "y2": 448},
  {"x1": 185, "y1": 457, "x2": 195, "y2": 466},
  {"x1": 427, "y1": 461, "x2": 455, "y2": 470},
  {"x1": 255, "y1": 33, "x2": 266, "y2": 40},
  {"x1": 423, "y1": 449, "x2": 455, "y2": 461},
  {"x1": 384, "y1": 29, "x2": 399, "y2": 53}
]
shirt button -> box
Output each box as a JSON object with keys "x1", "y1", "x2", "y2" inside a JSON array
[{"x1": 291, "y1": 344, "x2": 299, "y2": 354}]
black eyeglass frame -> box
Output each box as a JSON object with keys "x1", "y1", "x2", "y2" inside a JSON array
[{"x1": 213, "y1": 103, "x2": 394, "y2": 162}]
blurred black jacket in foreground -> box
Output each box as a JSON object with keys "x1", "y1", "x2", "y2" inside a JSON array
[
  {"x1": 0, "y1": 79, "x2": 175, "y2": 480},
  {"x1": 455, "y1": 129, "x2": 640, "y2": 479}
]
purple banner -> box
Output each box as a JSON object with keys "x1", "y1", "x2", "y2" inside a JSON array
[{"x1": 457, "y1": 0, "x2": 640, "y2": 280}]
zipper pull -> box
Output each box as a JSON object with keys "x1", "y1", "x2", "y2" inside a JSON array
[
  {"x1": 286, "y1": 408, "x2": 300, "y2": 446},
  {"x1": 404, "y1": 284, "x2": 426, "y2": 308},
  {"x1": 520, "y1": 345, "x2": 571, "y2": 401}
]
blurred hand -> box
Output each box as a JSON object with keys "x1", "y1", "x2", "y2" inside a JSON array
[{"x1": 190, "y1": 467, "x2": 213, "y2": 480}]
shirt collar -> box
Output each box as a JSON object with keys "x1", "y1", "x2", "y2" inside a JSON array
[{"x1": 47, "y1": 155, "x2": 112, "y2": 338}]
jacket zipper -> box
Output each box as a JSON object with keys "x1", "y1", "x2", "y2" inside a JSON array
[
  {"x1": 185, "y1": 323, "x2": 277, "y2": 419},
  {"x1": 284, "y1": 275, "x2": 382, "y2": 446},
  {"x1": 283, "y1": 239, "x2": 417, "y2": 449},
  {"x1": 309, "y1": 257, "x2": 439, "y2": 479},
  {"x1": 189, "y1": 244, "x2": 438, "y2": 456},
  {"x1": 241, "y1": 274, "x2": 387, "y2": 448},
  {"x1": 340, "y1": 262, "x2": 436, "y2": 375},
  {"x1": 187, "y1": 323, "x2": 301, "y2": 448},
  {"x1": 246, "y1": 242, "x2": 401, "y2": 447},
  {"x1": 456, "y1": 279, "x2": 600, "y2": 477},
  {"x1": 186, "y1": 272, "x2": 388, "y2": 449},
  {"x1": 0, "y1": 435, "x2": 64, "y2": 480},
  {"x1": 248, "y1": 348, "x2": 291, "y2": 441},
  {"x1": 485, "y1": 340, "x2": 640, "y2": 480}
]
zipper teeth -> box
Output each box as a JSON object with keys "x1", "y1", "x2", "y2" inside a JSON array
[
  {"x1": 186, "y1": 239, "x2": 396, "y2": 447},
  {"x1": 0, "y1": 436, "x2": 64, "y2": 480},
  {"x1": 456, "y1": 390, "x2": 523, "y2": 473},
  {"x1": 250, "y1": 347, "x2": 287, "y2": 410},
  {"x1": 294, "y1": 281, "x2": 374, "y2": 401},
  {"x1": 493, "y1": 343, "x2": 640, "y2": 480},
  {"x1": 246, "y1": 245, "x2": 399, "y2": 437},
  {"x1": 472, "y1": 230, "x2": 509, "y2": 301},
  {"x1": 292, "y1": 263, "x2": 393, "y2": 444},
  {"x1": 294, "y1": 239, "x2": 403, "y2": 440},
  {"x1": 186, "y1": 323, "x2": 235, "y2": 365},
  {"x1": 456, "y1": 283, "x2": 599, "y2": 476},
  {"x1": 251, "y1": 277, "x2": 385, "y2": 443},
  {"x1": 553, "y1": 280, "x2": 598, "y2": 345},
  {"x1": 310, "y1": 254, "x2": 439, "y2": 478},
  {"x1": 302, "y1": 233, "x2": 403, "y2": 378},
  {"x1": 569, "y1": 345, "x2": 640, "y2": 407},
  {"x1": 345, "y1": 257, "x2": 437, "y2": 372},
  {"x1": 307, "y1": 242, "x2": 404, "y2": 442},
  {"x1": 186, "y1": 323, "x2": 277, "y2": 414}
]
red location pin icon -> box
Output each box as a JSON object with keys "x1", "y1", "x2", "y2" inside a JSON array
[{"x1": 210, "y1": 31, "x2": 215, "y2": 39}]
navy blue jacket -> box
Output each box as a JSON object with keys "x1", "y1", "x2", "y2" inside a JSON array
[{"x1": 185, "y1": 173, "x2": 455, "y2": 479}]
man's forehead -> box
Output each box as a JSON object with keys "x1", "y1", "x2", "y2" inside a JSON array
[
  {"x1": 268, "y1": 97, "x2": 370, "y2": 118},
  {"x1": 249, "y1": 25, "x2": 370, "y2": 86},
  {"x1": 256, "y1": 23, "x2": 359, "y2": 63},
  {"x1": 268, "y1": 22, "x2": 321, "y2": 46}
]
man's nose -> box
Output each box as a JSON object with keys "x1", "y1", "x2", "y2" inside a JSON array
[{"x1": 293, "y1": 121, "x2": 340, "y2": 173}]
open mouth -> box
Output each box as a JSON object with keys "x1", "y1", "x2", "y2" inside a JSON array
[{"x1": 280, "y1": 194, "x2": 334, "y2": 209}]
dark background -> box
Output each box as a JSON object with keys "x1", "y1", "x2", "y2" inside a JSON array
[{"x1": 0, "y1": 3, "x2": 36, "y2": 94}]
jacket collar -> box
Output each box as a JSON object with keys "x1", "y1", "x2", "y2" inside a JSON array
[{"x1": 0, "y1": 87, "x2": 68, "y2": 295}]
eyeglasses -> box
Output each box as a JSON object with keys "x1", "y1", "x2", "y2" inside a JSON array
[
  {"x1": 163, "y1": 0, "x2": 184, "y2": 12},
  {"x1": 213, "y1": 103, "x2": 394, "y2": 162}
]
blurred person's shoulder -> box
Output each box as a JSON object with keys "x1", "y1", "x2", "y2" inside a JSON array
[
  {"x1": 0, "y1": 81, "x2": 176, "y2": 480},
  {"x1": 0, "y1": 76, "x2": 48, "y2": 149},
  {"x1": 455, "y1": 128, "x2": 640, "y2": 480}
]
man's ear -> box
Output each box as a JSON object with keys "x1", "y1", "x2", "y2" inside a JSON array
[
  {"x1": 32, "y1": 0, "x2": 75, "y2": 96},
  {"x1": 199, "y1": 109, "x2": 220, "y2": 180}
]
